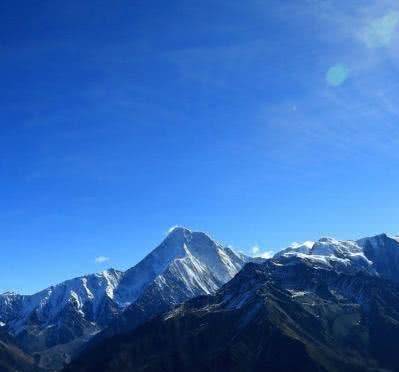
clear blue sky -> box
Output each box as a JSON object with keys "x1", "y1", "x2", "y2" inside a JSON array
[{"x1": 1, "y1": 0, "x2": 398, "y2": 294}]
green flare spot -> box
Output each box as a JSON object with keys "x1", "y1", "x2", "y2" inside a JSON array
[{"x1": 326, "y1": 64, "x2": 349, "y2": 87}]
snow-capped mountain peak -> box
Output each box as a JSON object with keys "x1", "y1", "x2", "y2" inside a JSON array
[
  {"x1": 290, "y1": 240, "x2": 315, "y2": 250},
  {"x1": 275, "y1": 233, "x2": 399, "y2": 282},
  {"x1": 275, "y1": 241, "x2": 315, "y2": 257},
  {"x1": 310, "y1": 237, "x2": 364, "y2": 257},
  {"x1": 0, "y1": 227, "x2": 254, "y2": 369},
  {"x1": 0, "y1": 268, "x2": 124, "y2": 331},
  {"x1": 114, "y1": 227, "x2": 251, "y2": 305}
]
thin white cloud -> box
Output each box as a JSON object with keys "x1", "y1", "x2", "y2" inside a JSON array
[
  {"x1": 95, "y1": 256, "x2": 110, "y2": 264},
  {"x1": 259, "y1": 251, "x2": 274, "y2": 259},
  {"x1": 251, "y1": 245, "x2": 273, "y2": 259},
  {"x1": 359, "y1": 10, "x2": 399, "y2": 48},
  {"x1": 251, "y1": 245, "x2": 260, "y2": 255}
]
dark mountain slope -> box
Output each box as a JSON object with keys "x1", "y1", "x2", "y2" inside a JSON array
[
  {"x1": 0, "y1": 329, "x2": 39, "y2": 372},
  {"x1": 66, "y1": 258, "x2": 399, "y2": 372}
]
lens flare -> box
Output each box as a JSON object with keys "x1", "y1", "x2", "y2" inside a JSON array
[{"x1": 326, "y1": 64, "x2": 349, "y2": 87}]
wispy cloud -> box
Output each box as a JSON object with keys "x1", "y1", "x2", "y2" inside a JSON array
[
  {"x1": 95, "y1": 256, "x2": 110, "y2": 264},
  {"x1": 357, "y1": 9, "x2": 399, "y2": 48},
  {"x1": 259, "y1": 251, "x2": 274, "y2": 259},
  {"x1": 253, "y1": 1, "x2": 399, "y2": 172},
  {"x1": 251, "y1": 245, "x2": 260, "y2": 255},
  {"x1": 251, "y1": 245, "x2": 274, "y2": 259}
]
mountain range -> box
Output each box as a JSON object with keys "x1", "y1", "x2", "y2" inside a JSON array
[
  {"x1": 0, "y1": 227, "x2": 254, "y2": 370},
  {"x1": 1, "y1": 229, "x2": 399, "y2": 371},
  {"x1": 67, "y1": 233, "x2": 399, "y2": 372}
]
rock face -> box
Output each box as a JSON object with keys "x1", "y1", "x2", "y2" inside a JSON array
[
  {"x1": 0, "y1": 227, "x2": 252, "y2": 369},
  {"x1": 357, "y1": 234, "x2": 399, "y2": 283},
  {"x1": 66, "y1": 233, "x2": 399, "y2": 372}
]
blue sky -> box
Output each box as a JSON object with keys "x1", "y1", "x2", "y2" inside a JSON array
[{"x1": 1, "y1": 0, "x2": 399, "y2": 294}]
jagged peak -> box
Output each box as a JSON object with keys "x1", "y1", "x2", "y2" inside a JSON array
[
  {"x1": 165, "y1": 226, "x2": 217, "y2": 242},
  {"x1": 167, "y1": 225, "x2": 191, "y2": 235},
  {"x1": 358, "y1": 232, "x2": 388, "y2": 240},
  {"x1": 289, "y1": 241, "x2": 315, "y2": 249},
  {"x1": 161, "y1": 227, "x2": 193, "y2": 248},
  {"x1": 317, "y1": 237, "x2": 340, "y2": 244},
  {"x1": 98, "y1": 268, "x2": 122, "y2": 277},
  {"x1": 163, "y1": 226, "x2": 222, "y2": 250},
  {"x1": 377, "y1": 233, "x2": 389, "y2": 239},
  {"x1": 357, "y1": 233, "x2": 392, "y2": 247}
]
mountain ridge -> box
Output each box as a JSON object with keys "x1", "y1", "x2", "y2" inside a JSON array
[
  {"x1": 1, "y1": 228, "x2": 398, "y2": 371},
  {"x1": 0, "y1": 227, "x2": 253, "y2": 369},
  {"x1": 66, "y1": 233, "x2": 399, "y2": 372}
]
